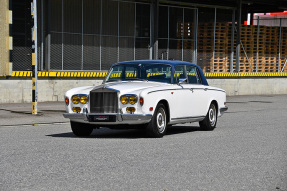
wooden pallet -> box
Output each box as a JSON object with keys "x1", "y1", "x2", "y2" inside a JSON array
[{"x1": 176, "y1": 22, "x2": 286, "y2": 73}]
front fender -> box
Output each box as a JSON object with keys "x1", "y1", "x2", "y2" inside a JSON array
[{"x1": 139, "y1": 91, "x2": 172, "y2": 118}]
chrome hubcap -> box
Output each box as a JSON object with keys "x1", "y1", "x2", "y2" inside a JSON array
[
  {"x1": 157, "y1": 108, "x2": 166, "y2": 133},
  {"x1": 209, "y1": 106, "x2": 216, "y2": 126}
]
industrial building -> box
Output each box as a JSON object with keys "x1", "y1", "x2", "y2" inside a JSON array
[{"x1": 1, "y1": 0, "x2": 287, "y2": 74}]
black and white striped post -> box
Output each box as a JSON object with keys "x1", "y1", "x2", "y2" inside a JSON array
[
  {"x1": 31, "y1": 0, "x2": 38, "y2": 115},
  {"x1": 8, "y1": 0, "x2": 13, "y2": 76}
]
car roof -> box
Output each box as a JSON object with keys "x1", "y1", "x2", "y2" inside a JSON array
[
  {"x1": 114, "y1": 60, "x2": 198, "y2": 67},
  {"x1": 111, "y1": 60, "x2": 209, "y2": 86}
]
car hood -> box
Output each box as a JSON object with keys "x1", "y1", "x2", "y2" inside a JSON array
[
  {"x1": 66, "y1": 81, "x2": 170, "y2": 97},
  {"x1": 99, "y1": 81, "x2": 165, "y2": 94}
]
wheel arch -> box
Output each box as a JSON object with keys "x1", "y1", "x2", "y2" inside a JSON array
[
  {"x1": 210, "y1": 100, "x2": 218, "y2": 116},
  {"x1": 157, "y1": 99, "x2": 170, "y2": 124}
]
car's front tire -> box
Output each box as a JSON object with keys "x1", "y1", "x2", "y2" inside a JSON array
[
  {"x1": 71, "y1": 121, "x2": 94, "y2": 136},
  {"x1": 199, "y1": 103, "x2": 217, "y2": 131},
  {"x1": 146, "y1": 103, "x2": 167, "y2": 138}
]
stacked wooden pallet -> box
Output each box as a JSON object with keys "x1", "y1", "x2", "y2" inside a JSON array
[
  {"x1": 178, "y1": 22, "x2": 287, "y2": 73},
  {"x1": 213, "y1": 23, "x2": 229, "y2": 73},
  {"x1": 279, "y1": 27, "x2": 287, "y2": 72},
  {"x1": 197, "y1": 22, "x2": 214, "y2": 72}
]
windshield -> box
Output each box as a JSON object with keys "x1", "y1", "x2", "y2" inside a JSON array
[{"x1": 105, "y1": 63, "x2": 172, "y2": 83}]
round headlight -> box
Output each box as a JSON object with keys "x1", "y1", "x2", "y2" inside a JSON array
[
  {"x1": 129, "y1": 96, "x2": 137, "y2": 105},
  {"x1": 120, "y1": 96, "x2": 128, "y2": 104},
  {"x1": 72, "y1": 95, "x2": 79, "y2": 104},
  {"x1": 80, "y1": 95, "x2": 88, "y2": 104}
]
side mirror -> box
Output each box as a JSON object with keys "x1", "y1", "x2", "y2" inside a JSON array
[{"x1": 178, "y1": 78, "x2": 187, "y2": 85}]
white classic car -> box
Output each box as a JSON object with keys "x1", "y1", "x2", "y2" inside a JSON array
[{"x1": 63, "y1": 60, "x2": 228, "y2": 138}]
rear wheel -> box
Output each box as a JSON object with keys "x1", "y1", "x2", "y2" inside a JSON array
[
  {"x1": 146, "y1": 103, "x2": 167, "y2": 138},
  {"x1": 71, "y1": 121, "x2": 93, "y2": 136},
  {"x1": 199, "y1": 103, "x2": 217, "y2": 131}
]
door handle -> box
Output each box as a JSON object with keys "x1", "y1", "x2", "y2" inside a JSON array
[
  {"x1": 204, "y1": 88, "x2": 208, "y2": 91},
  {"x1": 190, "y1": 88, "x2": 194, "y2": 92}
]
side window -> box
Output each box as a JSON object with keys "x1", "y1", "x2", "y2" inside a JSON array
[
  {"x1": 174, "y1": 65, "x2": 186, "y2": 84},
  {"x1": 186, "y1": 66, "x2": 202, "y2": 84},
  {"x1": 146, "y1": 65, "x2": 172, "y2": 83}
]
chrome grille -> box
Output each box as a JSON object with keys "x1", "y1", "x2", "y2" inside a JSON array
[{"x1": 90, "y1": 88, "x2": 118, "y2": 113}]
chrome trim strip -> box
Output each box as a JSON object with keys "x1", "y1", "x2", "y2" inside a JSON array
[
  {"x1": 171, "y1": 116, "x2": 205, "y2": 120},
  {"x1": 147, "y1": 88, "x2": 182, "y2": 94},
  {"x1": 206, "y1": 88, "x2": 226, "y2": 93},
  {"x1": 169, "y1": 116, "x2": 205, "y2": 125},
  {"x1": 147, "y1": 87, "x2": 225, "y2": 94}
]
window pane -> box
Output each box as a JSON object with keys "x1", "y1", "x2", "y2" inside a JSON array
[
  {"x1": 136, "y1": 4, "x2": 150, "y2": 38},
  {"x1": 102, "y1": 0, "x2": 118, "y2": 36},
  {"x1": 186, "y1": 65, "x2": 201, "y2": 84},
  {"x1": 174, "y1": 65, "x2": 186, "y2": 83},
  {"x1": 146, "y1": 64, "x2": 172, "y2": 83},
  {"x1": 158, "y1": 6, "x2": 168, "y2": 38}
]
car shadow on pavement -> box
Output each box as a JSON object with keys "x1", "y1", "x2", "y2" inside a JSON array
[
  {"x1": 46, "y1": 125, "x2": 200, "y2": 139},
  {"x1": 166, "y1": 125, "x2": 199, "y2": 135}
]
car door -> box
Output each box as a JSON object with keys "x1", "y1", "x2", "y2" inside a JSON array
[
  {"x1": 169, "y1": 65, "x2": 195, "y2": 120},
  {"x1": 185, "y1": 65, "x2": 209, "y2": 117}
]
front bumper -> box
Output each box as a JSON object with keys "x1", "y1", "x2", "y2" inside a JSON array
[{"x1": 63, "y1": 112, "x2": 152, "y2": 125}]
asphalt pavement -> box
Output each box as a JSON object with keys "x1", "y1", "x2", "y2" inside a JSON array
[
  {"x1": 0, "y1": 101, "x2": 68, "y2": 127},
  {"x1": 0, "y1": 95, "x2": 286, "y2": 191}
]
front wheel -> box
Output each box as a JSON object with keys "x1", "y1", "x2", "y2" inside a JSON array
[
  {"x1": 71, "y1": 121, "x2": 94, "y2": 136},
  {"x1": 146, "y1": 103, "x2": 167, "y2": 138},
  {"x1": 199, "y1": 103, "x2": 217, "y2": 131}
]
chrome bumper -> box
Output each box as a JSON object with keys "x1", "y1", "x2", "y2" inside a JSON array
[
  {"x1": 63, "y1": 112, "x2": 152, "y2": 125},
  {"x1": 219, "y1": 106, "x2": 228, "y2": 115}
]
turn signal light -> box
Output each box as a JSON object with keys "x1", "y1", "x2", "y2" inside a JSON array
[
  {"x1": 120, "y1": 96, "x2": 128, "y2": 104},
  {"x1": 65, "y1": 97, "x2": 69, "y2": 105},
  {"x1": 72, "y1": 95, "x2": 79, "y2": 104},
  {"x1": 139, "y1": 97, "x2": 144, "y2": 106},
  {"x1": 80, "y1": 95, "x2": 88, "y2": 104},
  {"x1": 126, "y1": 107, "x2": 135, "y2": 113},
  {"x1": 72, "y1": 107, "x2": 81, "y2": 113}
]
